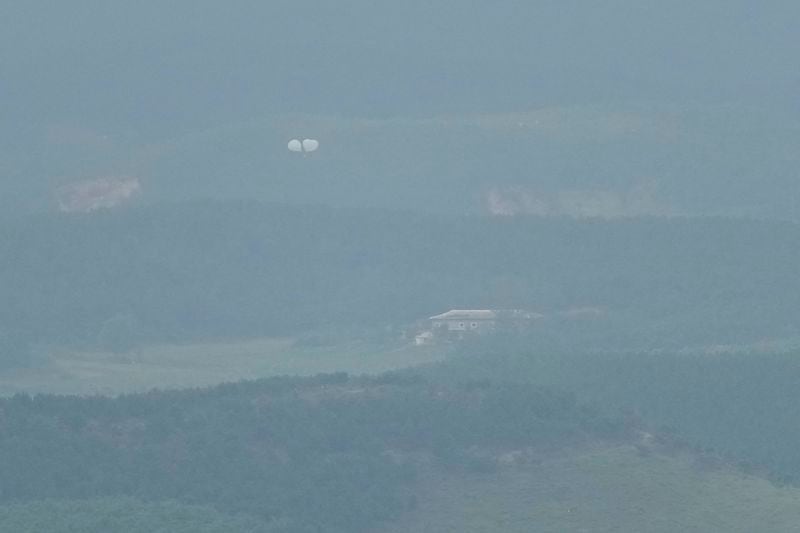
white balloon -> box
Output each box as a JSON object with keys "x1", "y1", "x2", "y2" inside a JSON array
[
  {"x1": 288, "y1": 139, "x2": 302, "y2": 152},
  {"x1": 302, "y1": 139, "x2": 319, "y2": 152}
]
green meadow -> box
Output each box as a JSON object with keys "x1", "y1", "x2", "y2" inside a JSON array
[{"x1": 0, "y1": 338, "x2": 444, "y2": 396}]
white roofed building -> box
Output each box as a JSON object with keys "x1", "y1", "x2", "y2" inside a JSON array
[
  {"x1": 411, "y1": 309, "x2": 543, "y2": 345},
  {"x1": 429, "y1": 309, "x2": 499, "y2": 334}
]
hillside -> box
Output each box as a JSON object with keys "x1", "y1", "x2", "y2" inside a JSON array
[
  {"x1": 0, "y1": 374, "x2": 624, "y2": 532},
  {"x1": 6, "y1": 105, "x2": 800, "y2": 221},
  {"x1": 3, "y1": 372, "x2": 800, "y2": 532},
  {"x1": 3, "y1": 203, "x2": 800, "y2": 361},
  {"x1": 6, "y1": 447, "x2": 800, "y2": 533},
  {"x1": 430, "y1": 348, "x2": 800, "y2": 489},
  {"x1": 380, "y1": 445, "x2": 800, "y2": 533}
]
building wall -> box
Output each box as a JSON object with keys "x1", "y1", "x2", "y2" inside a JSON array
[{"x1": 433, "y1": 319, "x2": 495, "y2": 333}]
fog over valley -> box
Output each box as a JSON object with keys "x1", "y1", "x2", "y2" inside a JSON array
[{"x1": 2, "y1": 3, "x2": 800, "y2": 532}]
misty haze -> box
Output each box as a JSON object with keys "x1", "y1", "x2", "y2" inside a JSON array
[{"x1": 2, "y1": 2, "x2": 800, "y2": 532}]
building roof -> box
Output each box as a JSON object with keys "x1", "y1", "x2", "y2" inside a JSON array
[
  {"x1": 429, "y1": 310, "x2": 497, "y2": 320},
  {"x1": 429, "y1": 309, "x2": 544, "y2": 321}
]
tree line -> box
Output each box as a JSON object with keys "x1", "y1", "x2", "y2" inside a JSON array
[
  {"x1": 0, "y1": 373, "x2": 624, "y2": 532},
  {"x1": 2, "y1": 201, "x2": 800, "y2": 364}
]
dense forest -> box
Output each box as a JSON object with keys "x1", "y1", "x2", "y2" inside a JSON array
[
  {"x1": 2, "y1": 202, "x2": 800, "y2": 366},
  {"x1": 3, "y1": 205, "x2": 800, "y2": 530},
  {"x1": 0, "y1": 373, "x2": 623, "y2": 532},
  {"x1": 7, "y1": 351, "x2": 800, "y2": 530},
  {"x1": 430, "y1": 346, "x2": 800, "y2": 486}
]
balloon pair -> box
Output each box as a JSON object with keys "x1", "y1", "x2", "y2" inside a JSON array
[{"x1": 288, "y1": 139, "x2": 319, "y2": 153}]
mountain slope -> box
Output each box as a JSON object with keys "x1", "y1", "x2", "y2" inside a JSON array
[
  {"x1": 3, "y1": 203, "x2": 800, "y2": 351},
  {"x1": 380, "y1": 445, "x2": 800, "y2": 533}
]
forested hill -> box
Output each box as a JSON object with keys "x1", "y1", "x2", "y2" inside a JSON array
[
  {"x1": 5, "y1": 372, "x2": 800, "y2": 532},
  {"x1": 2, "y1": 202, "x2": 800, "y2": 351},
  {"x1": 0, "y1": 374, "x2": 623, "y2": 532},
  {"x1": 431, "y1": 348, "x2": 800, "y2": 490}
]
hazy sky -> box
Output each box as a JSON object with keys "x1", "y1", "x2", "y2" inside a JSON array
[
  {"x1": 2, "y1": 1, "x2": 799, "y2": 131},
  {"x1": 2, "y1": 2, "x2": 799, "y2": 218}
]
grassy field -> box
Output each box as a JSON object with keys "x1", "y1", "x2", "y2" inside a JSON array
[
  {"x1": 0, "y1": 338, "x2": 445, "y2": 396},
  {"x1": 379, "y1": 445, "x2": 800, "y2": 533}
]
